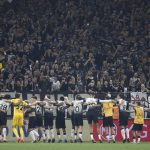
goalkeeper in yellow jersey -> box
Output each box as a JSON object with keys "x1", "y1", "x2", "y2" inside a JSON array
[{"x1": 5, "y1": 93, "x2": 29, "y2": 143}]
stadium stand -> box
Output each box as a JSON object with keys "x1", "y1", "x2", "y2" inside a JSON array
[{"x1": 0, "y1": 0, "x2": 149, "y2": 94}]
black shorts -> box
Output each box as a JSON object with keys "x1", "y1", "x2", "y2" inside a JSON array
[
  {"x1": 103, "y1": 116, "x2": 114, "y2": 127},
  {"x1": 86, "y1": 110, "x2": 98, "y2": 124},
  {"x1": 44, "y1": 113, "x2": 53, "y2": 128},
  {"x1": 0, "y1": 112, "x2": 7, "y2": 126},
  {"x1": 36, "y1": 114, "x2": 43, "y2": 127},
  {"x1": 74, "y1": 113, "x2": 83, "y2": 126},
  {"x1": 56, "y1": 111, "x2": 66, "y2": 129},
  {"x1": 119, "y1": 112, "x2": 129, "y2": 126},
  {"x1": 132, "y1": 124, "x2": 143, "y2": 131},
  {"x1": 28, "y1": 116, "x2": 37, "y2": 130}
]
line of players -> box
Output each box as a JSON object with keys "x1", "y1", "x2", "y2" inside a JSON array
[{"x1": 0, "y1": 93, "x2": 150, "y2": 144}]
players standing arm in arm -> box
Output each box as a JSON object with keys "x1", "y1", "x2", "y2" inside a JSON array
[
  {"x1": 100, "y1": 93, "x2": 117, "y2": 143},
  {"x1": 116, "y1": 94, "x2": 131, "y2": 143},
  {"x1": 42, "y1": 95, "x2": 56, "y2": 143},
  {"x1": 55, "y1": 96, "x2": 69, "y2": 143},
  {"x1": 26, "y1": 96, "x2": 41, "y2": 143},
  {"x1": 128, "y1": 102, "x2": 150, "y2": 112},
  {"x1": 61, "y1": 97, "x2": 76, "y2": 142},
  {"x1": 84, "y1": 97, "x2": 103, "y2": 143},
  {"x1": 128, "y1": 102, "x2": 147, "y2": 143},
  {"x1": 70, "y1": 95, "x2": 84, "y2": 142},
  {"x1": 4, "y1": 93, "x2": 29, "y2": 142}
]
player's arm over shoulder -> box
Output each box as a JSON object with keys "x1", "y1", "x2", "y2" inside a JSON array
[
  {"x1": 4, "y1": 98, "x2": 15, "y2": 103},
  {"x1": 22, "y1": 101, "x2": 30, "y2": 108},
  {"x1": 10, "y1": 98, "x2": 16, "y2": 103},
  {"x1": 144, "y1": 108, "x2": 150, "y2": 112}
]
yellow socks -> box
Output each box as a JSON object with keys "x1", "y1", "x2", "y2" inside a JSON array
[
  {"x1": 19, "y1": 127, "x2": 24, "y2": 139},
  {"x1": 12, "y1": 127, "x2": 19, "y2": 138}
]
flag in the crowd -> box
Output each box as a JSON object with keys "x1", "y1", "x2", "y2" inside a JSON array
[{"x1": 131, "y1": 92, "x2": 147, "y2": 103}]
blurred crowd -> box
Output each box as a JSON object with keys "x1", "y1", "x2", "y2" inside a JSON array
[{"x1": 0, "y1": 0, "x2": 149, "y2": 94}]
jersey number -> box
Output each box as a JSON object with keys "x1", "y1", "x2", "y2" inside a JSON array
[
  {"x1": 16, "y1": 105, "x2": 23, "y2": 110},
  {"x1": 75, "y1": 106, "x2": 79, "y2": 112},
  {"x1": 0, "y1": 104, "x2": 7, "y2": 111}
]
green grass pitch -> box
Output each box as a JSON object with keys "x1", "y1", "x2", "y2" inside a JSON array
[{"x1": 0, "y1": 142, "x2": 150, "y2": 150}]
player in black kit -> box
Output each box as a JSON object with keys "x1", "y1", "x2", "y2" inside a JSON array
[
  {"x1": 34, "y1": 96, "x2": 46, "y2": 142},
  {"x1": 43, "y1": 95, "x2": 55, "y2": 143},
  {"x1": 85, "y1": 97, "x2": 102, "y2": 143},
  {"x1": 55, "y1": 96, "x2": 69, "y2": 143},
  {"x1": 0, "y1": 94, "x2": 10, "y2": 142},
  {"x1": 72, "y1": 95, "x2": 84, "y2": 142},
  {"x1": 25, "y1": 96, "x2": 39, "y2": 143},
  {"x1": 66, "y1": 95, "x2": 84, "y2": 143},
  {"x1": 117, "y1": 94, "x2": 130, "y2": 143}
]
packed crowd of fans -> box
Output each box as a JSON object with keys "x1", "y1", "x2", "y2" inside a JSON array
[{"x1": 0, "y1": 0, "x2": 149, "y2": 94}]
